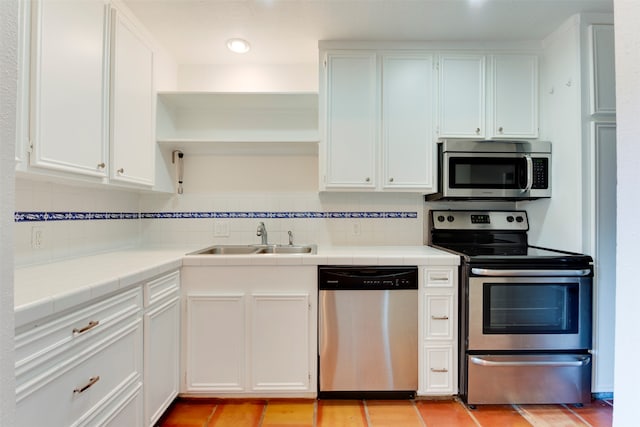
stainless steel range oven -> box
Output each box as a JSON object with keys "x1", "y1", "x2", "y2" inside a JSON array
[{"x1": 429, "y1": 210, "x2": 593, "y2": 406}]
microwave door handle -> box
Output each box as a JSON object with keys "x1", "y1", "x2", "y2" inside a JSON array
[
  {"x1": 471, "y1": 268, "x2": 592, "y2": 277},
  {"x1": 522, "y1": 155, "x2": 533, "y2": 193}
]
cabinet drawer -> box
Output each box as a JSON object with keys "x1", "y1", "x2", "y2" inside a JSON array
[
  {"x1": 16, "y1": 317, "x2": 142, "y2": 427},
  {"x1": 424, "y1": 268, "x2": 455, "y2": 288},
  {"x1": 16, "y1": 287, "x2": 142, "y2": 378},
  {"x1": 421, "y1": 345, "x2": 455, "y2": 395},
  {"x1": 423, "y1": 293, "x2": 454, "y2": 341},
  {"x1": 144, "y1": 270, "x2": 180, "y2": 307}
]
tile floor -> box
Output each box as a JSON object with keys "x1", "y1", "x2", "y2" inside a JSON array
[{"x1": 158, "y1": 398, "x2": 613, "y2": 427}]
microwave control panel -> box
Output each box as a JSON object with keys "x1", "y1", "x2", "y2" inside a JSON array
[{"x1": 532, "y1": 158, "x2": 549, "y2": 189}]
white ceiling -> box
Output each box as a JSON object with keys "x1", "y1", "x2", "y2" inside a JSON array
[{"x1": 123, "y1": 0, "x2": 613, "y2": 66}]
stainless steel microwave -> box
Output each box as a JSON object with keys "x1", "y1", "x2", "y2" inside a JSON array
[{"x1": 426, "y1": 139, "x2": 551, "y2": 201}]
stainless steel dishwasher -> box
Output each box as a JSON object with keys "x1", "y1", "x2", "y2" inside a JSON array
[{"x1": 318, "y1": 266, "x2": 418, "y2": 399}]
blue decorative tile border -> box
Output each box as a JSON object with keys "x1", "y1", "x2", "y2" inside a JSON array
[
  {"x1": 14, "y1": 212, "x2": 140, "y2": 222},
  {"x1": 15, "y1": 211, "x2": 417, "y2": 223}
]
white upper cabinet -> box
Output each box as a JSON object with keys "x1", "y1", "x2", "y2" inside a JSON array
[
  {"x1": 491, "y1": 55, "x2": 539, "y2": 138},
  {"x1": 321, "y1": 50, "x2": 435, "y2": 192},
  {"x1": 589, "y1": 24, "x2": 616, "y2": 115},
  {"x1": 382, "y1": 54, "x2": 434, "y2": 190},
  {"x1": 25, "y1": 0, "x2": 156, "y2": 188},
  {"x1": 30, "y1": 0, "x2": 109, "y2": 177},
  {"x1": 438, "y1": 55, "x2": 486, "y2": 138},
  {"x1": 438, "y1": 53, "x2": 539, "y2": 139},
  {"x1": 110, "y1": 9, "x2": 155, "y2": 186},
  {"x1": 322, "y1": 51, "x2": 378, "y2": 189}
]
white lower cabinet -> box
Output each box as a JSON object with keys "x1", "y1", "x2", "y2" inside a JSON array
[
  {"x1": 143, "y1": 271, "x2": 181, "y2": 427},
  {"x1": 181, "y1": 266, "x2": 317, "y2": 397},
  {"x1": 15, "y1": 287, "x2": 144, "y2": 427},
  {"x1": 251, "y1": 293, "x2": 311, "y2": 391},
  {"x1": 418, "y1": 267, "x2": 458, "y2": 396}
]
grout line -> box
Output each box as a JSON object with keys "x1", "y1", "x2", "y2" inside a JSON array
[
  {"x1": 562, "y1": 403, "x2": 594, "y2": 427},
  {"x1": 410, "y1": 400, "x2": 427, "y2": 427},
  {"x1": 512, "y1": 404, "x2": 536, "y2": 426},
  {"x1": 257, "y1": 400, "x2": 268, "y2": 427},
  {"x1": 313, "y1": 399, "x2": 318, "y2": 427},
  {"x1": 205, "y1": 402, "x2": 219, "y2": 427},
  {"x1": 458, "y1": 399, "x2": 483, "y2": 427},
  {"x1": 363, "y1": 400, "x2": 372, "y2": 426}
]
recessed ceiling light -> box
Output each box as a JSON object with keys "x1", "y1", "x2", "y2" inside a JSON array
[{"x1": 227, "y1": 38, "x2": 251, "y2": 54}]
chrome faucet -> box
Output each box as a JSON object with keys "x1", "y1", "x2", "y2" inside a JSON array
[{"x1": 256, "y1": 222, "x2": 268, "y2": 245}]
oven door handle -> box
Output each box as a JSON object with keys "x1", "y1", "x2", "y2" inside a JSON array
[
  {"x1": 470, "y1": 355, "x2": 591, "y2": 368},
  {"x1": 471, "y1": 268, "x2": 592, "y2": 277}
]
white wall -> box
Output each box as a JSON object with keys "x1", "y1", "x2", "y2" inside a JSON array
[
  {"x1": 613, "y1": 0, "x2": 640, "y2": 425},
  {"x1": 525, "y1": 15, "x2": 583, "y2": 253},
  {"x1": 0, "y1": 0, "x2": 17, "y2": 423},
  {"x1": 177, "y1": 63, "x2": 318, "y2": 92}
]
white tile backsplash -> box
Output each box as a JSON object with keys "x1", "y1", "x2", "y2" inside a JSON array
[
  {"x1": 15, "y1": 178, "x2": 426, "y2": 266},
  {"x1": 139, "y1": 191, "x2": 424, "y2": 248}
]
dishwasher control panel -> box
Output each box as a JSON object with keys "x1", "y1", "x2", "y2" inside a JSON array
[{"x1": 318, "y1": 266, "x2": 418, "y2": 290}]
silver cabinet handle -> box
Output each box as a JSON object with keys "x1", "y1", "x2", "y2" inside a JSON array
[
  {"x1": 430, "y1": 368, "x2": 449, "y2": 373},
  {"x1": 73, "y1": 376, "x2": 100, "y2": 394},
  {"x1": 431, "y1": 315, "x2": 449, "y2": 320},
  {"x1": 97, "y1": 162, "x2": 105, "y2": 169},
  {"x1": 470, "y1": 356, "x2": 590, "y2": 368},
  {"x1": 389, "y1": 177, "x2": 394, "y2": 182},
  {"x1": 471, "y1": 268, "x2": 591, "y2": 277},
  {"x1": 498, "y1": 126, "x2": 504, "y2": 133},
  {"x1": 475, "y1": 127, "x2": 481, "y2": 134},
  {"x1": 72, "y1": 320, "x2": 99, "y2": 335},
  {"x1": 117, "y1": 168, "x2": 124, "y2": 175},
  {"x1": 365, "y1": 177, "x2": 371, "y2": 182}
]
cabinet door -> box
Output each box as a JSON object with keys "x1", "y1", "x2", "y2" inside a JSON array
[
  {"x1": 492, "y1": 55, "x2": 539, "y2": 138},
  {"x1": 144, "y1": 296, "x2": 179, "y2": 426},
  {"x1": 30, "y1": 0, "x2": 108, "y2": 177},
  {"x1": 438, "y1": 55, "x2": 485, "y2": 138},
  {"x1": 184, "y1": 294, "x2": 245, "y2": 392},
  {"x1": 589, "y1": 25, "x2": 616, "y2": 115},
  {"x1": 110, "y1": 10, "x2": 155, "y2": 186},
  {"x1": 323, "y1": 52, "x2": 377, "y2": 189},
  {"x1": 382, "y1": 54, "x2": 434, "y2": 191},
  {"x1": 250, "y1": 293, "x2": 311, "y2": 391}
]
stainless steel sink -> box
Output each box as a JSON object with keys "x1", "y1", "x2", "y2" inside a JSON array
[{"x1": 188, "y1": 244, "x2": 317, "y2": 255}]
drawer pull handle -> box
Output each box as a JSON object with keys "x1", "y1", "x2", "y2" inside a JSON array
[
  {"x1": 431, "y1": 368, "x2": 448, "y2": 373},
  {"x1": 430, "y1": 277, "x2": 449, "y2": 281},
  {"x1": 72, "y1": 320, "x2": 99, "y2": 335},
  {"x1": 431, "y1": 315, "x2": 449, "y2": 320},
  {"x1": 73, "y1": 376, "x2": 100, "y2": 394}
]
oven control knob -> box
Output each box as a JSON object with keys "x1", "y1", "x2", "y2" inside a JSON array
[
  {"x1": 437, "y1": 215, "x2": 445, "y2": 222},
  {"x1": 507, "y1": 216, "x2": 514, "y2": 222},
  {"x1": 516, "y1": 216, "x2": 524, "y2": 223},
  {"x1": 447, "y1": 215, "x2": 455, "y2": 222}
]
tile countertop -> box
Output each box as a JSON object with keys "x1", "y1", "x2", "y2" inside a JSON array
[{"x1": 14, "y1": 245, "x2": 459, "y2": 328}]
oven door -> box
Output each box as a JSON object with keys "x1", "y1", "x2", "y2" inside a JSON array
[
  {"x1": 442, "y1": 152, "x2": 550, "y2": 199},
  {"x1": 467, "y1": 270, "x2": 592, "y2": 351}
]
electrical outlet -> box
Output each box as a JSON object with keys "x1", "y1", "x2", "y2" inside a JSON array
[
  {"x1": 31, "y1": 226, "x2": 44, "y2": 249},
  {"x1": 352, "y1": 221, "x2": 361, "y2": 236},
  {"x1": 214, "y1": 221, "x2": 230, "y2": 237}
]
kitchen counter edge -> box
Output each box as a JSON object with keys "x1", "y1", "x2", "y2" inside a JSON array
[{"x1": 14, "y1": 245, "x2": 459, "y2": 328}]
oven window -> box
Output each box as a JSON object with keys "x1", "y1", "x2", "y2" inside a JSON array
[
  {"x1": 483, "y1": 283, "x2": 579, "y2": 334},
  {"x1": 450, "y1": 158, "x2": 525, "y2": 189}
]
